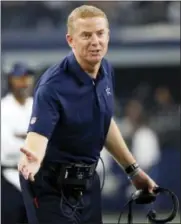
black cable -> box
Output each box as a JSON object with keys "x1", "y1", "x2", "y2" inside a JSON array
[
  {"x1": 128, "y1": 200, "x2": 133, "y2": 224},
  {"x1": 59, "y1": 157, "x2": 106, "y2": 221},
  {"x1": 59, "y1": 189, "x2": 84, "y2": 224},
  {"x1": 147, "y1": 187, "x2": 179, "y2": 223},
  {"x1": 117, "y1": 187, "x2": 179, "y2": 224},
  {"x1": 117, "y1": 200, "x2": 133, "y2": 224},
  {"x1": 59, "y1": 158, "x2": 103, "y2": 221}
]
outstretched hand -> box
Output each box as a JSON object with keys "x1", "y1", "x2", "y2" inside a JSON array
[{"x1": 18, "y1": 148, "x2": 41, "y2": 182}]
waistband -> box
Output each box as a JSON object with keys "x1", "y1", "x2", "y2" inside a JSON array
[{"x1": 42, "y1": 161, "x2": 98, "y2": 179}]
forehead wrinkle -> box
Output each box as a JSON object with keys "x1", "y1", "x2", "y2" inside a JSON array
[
  {"x1": 74, "y1": 17, "x2": 107, "y2": 31},
  {"x1": 81, "y1": 29, "x2": 105, "y2": 34}
]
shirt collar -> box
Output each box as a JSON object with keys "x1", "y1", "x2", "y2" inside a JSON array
[{"x1": 67, "y1": 52, "x2": 106, "y2": 85}]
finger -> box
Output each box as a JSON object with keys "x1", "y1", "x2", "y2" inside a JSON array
[
  {"x1": 19, "y1": 162, "x2": 28, "y2": 176},
  {"x1": 18, "y1": 160, "x2": 24, "y2": 171},
  {"x1": 22, "y1": 166, "x2": 29, "y2": 176},
  {"x1": 20, "y1": 148, "x2": 34, "y2": 158},
  {"x1": 20, "y1": 170, "x2": 28, "y2": 180},
  {"x1": 29, "y1": 173, "x2": 35, "y2": 182},
  {"x1": 20, "y1": 148, "x2": 38, "y2": 161},
  {"x1": 19, "y1": 164, "x2": 26, "y2": 174},
  {"x1": 148, "y1": 188, "x2": 153, "y2": 193},
  {"x1": 26, "y1": 171, "x2": 32, "y2": 180},
  {"x1": 148, "y1": 184, "x2": 158, "y2": 193},
  {"x1": 18, "y1": 163, "x2": 22, "y2": 171},
  {"x1": 21, "y1": 166, "x2": 30, "y2": 180}
]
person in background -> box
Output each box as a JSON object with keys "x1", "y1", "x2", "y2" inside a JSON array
[
  {"x1": 151, "y1": 86, "x2": 179, "y2": 150},
  {"x1": 1, "y1": 63, "x2": 35, "y2": 224},
  {"x1": 129, "y1": 100, "x2": 161, "y2": 172}
]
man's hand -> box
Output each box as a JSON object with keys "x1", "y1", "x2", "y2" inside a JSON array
[
  {"x1": 131, "y1": 169, "x2": 158, "y2": 193},
  {"x1": 18, "y1": 148, "x2": 41, "y2": 181}
]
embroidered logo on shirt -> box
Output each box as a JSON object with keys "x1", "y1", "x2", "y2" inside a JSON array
[
  {"x1": 30, "y1": 117, "x2": 37, "y2": 124},
  {"x1": 106, "y1": 86, "x2": 111, "y2": 96}
]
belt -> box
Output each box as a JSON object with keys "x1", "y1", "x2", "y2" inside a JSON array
[
  {"x1": 44, "y1": 161, "x2": 97, "y2": 179},
  {"x1": 42, "y1": 161, "x2": 98, "y2": 192}
]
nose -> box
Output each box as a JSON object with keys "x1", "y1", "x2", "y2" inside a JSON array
[
  {"x1": 20, "y1": 81, "x2": 31, "y2": 89},
  {"x1": 90, "y1": 33, "x2": 99, "y2": 46}
]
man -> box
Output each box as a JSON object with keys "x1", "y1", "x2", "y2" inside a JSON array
[
  {"x1": 1, "y1": 63, "x2": 34, "y2": 223},
  {"x1": 18, "y1": 5, "x2": 158, "y2": 224}
]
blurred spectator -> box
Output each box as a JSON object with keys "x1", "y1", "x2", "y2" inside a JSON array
[
  {"x1": 1, "y1": 63, "x2": 35, "y2": 223},
  {"x1": 167, "y1": 1, "x2": 180, "y2": 24},
  {"x1": 130, "y1": 101, "x2": 160, "y2": 172},
  {"x1": 1, "y1": 1, "x2": 27, "y2": 30},
  {"x1": 1, "y1": 69, "x2": 8, "y2": 98},
  {"x1": 116, "y1": 99, "x2": 143, "y2": 142},
  {"x1": 87, "y1": 1, "x2": 121, "y2": 25},
  {"x1": 150, "y1": 87, "x2": 180, "y2": 150},
  {"x1": 154, "y1": 86, "x2": 174, "y2": 109},
  {"x1": 136, "y1": 1, "x2": 169, "y2": 24},
  {"x1": 2, "y1": 1, "x2": 179, "y2": 30},
  {"x1": 117, "y1": 99, "x2": 160, "y2": 171}
]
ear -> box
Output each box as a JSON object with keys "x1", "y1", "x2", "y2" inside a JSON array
[
  {"x1": 66, "y1": 34, "x2": 74, "y2": 48},
  {"x1": 107, "y1": 29, "x2": 110, "y2": 42}
]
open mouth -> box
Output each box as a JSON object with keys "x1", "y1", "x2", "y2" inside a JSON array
[
  {"x1": 90, "y1": 50, "x2": 101, "y2": 55},
  {"x1": 91, "y1": 50, "x2": 100, "y2": 52}
]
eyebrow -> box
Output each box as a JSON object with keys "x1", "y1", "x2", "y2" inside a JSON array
[
  {"x1": 96, "y1": 29, "x2": 105, "y2": 32},
  {"x1": 81, "y1": 29, "x2": 105, "y2": 34}
]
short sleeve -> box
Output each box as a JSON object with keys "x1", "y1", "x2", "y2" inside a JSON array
[{"x1": 28, "y1": 84, "x2": 60, "y2": 138}]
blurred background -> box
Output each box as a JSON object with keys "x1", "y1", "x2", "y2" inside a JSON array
[{"x1": 1, "y1": 1, "x2": 180, "y2": 223}]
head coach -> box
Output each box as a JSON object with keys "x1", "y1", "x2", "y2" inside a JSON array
[{"x1": 18, "y1": 5, "x2": 158, "y2": 224}]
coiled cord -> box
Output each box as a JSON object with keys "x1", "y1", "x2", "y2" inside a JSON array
[
  {"x1": 117, "y1": 187, "x2": 179, "y2": 224},
  {"x1": 59, "y1": 157, "x2": 106, "y2": 222}
]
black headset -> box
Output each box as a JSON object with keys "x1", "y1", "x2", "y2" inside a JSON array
[{"x1": 118, "y1": 187, "x2": 179, "y2": 224}]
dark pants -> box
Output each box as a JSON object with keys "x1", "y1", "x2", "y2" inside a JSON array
[
  {"x1": 20, "y1": 166, "x2": 102, "y2": 224},
  {"x1": 1, "y1": 174, "x2": 27, "y2": 224}
]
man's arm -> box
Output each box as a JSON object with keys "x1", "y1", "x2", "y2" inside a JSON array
[
  {"x1": 21, "y1": 83, "x2": 60, "y2": 164},
  {"x1": 19, "y1": 79, "x2": 60, "y2": 181},
  {"x1": 105, "y1": 118, "x2": 136, "y2": 169},
  {"x1": 22, "y1": 132, "x2": 48, "y2": 164},
  {"x1": 105, "y1": 118, "x2": 157, "y2": 192}
]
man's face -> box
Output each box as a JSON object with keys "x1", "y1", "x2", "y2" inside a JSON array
[
  {"x1": 10, "y1": 75, "x2": 34, "y2": 98},
  {"x1": 67, "y1": 17, "x2": 109, "y2": 65}
]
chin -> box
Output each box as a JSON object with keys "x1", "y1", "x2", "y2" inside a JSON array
[{"x1": 88, "y1": 55, "x2": 103, "y2": 64}]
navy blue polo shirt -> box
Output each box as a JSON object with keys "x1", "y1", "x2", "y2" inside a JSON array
[{"x1": 28, "y1": 52, "x2": 114, "y2": 164}]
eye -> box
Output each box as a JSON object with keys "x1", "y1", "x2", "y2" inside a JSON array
[
  {"x1": 82, "y1": 32, "x2": 91, "y2": 39},
  {"x1": 97, "y1": 31, "x2": 105, "y2": 36}
]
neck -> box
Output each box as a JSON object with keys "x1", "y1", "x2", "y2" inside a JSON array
[
  {"x1": 74, "y1": 52, "x2": 101, "y2": 79},
  {"x1": 13, "y1": 94, "x2": 26, "y2": 105},
  {"x1": 85, "y1": 64, "x2": 100, "y2": 79}
]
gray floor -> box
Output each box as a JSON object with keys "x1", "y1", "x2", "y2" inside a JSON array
[{"x1": 103, "y1": 213, "x2": 181, "y2": 224}]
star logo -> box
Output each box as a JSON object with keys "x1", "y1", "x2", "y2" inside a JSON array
[{"x1": 106, "y1": 86, "x2": 111, "y2": 96}]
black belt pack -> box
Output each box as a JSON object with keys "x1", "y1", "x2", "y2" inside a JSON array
[{"x1": 45, "y1": 162, "x2": 97, "y2": 192}]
